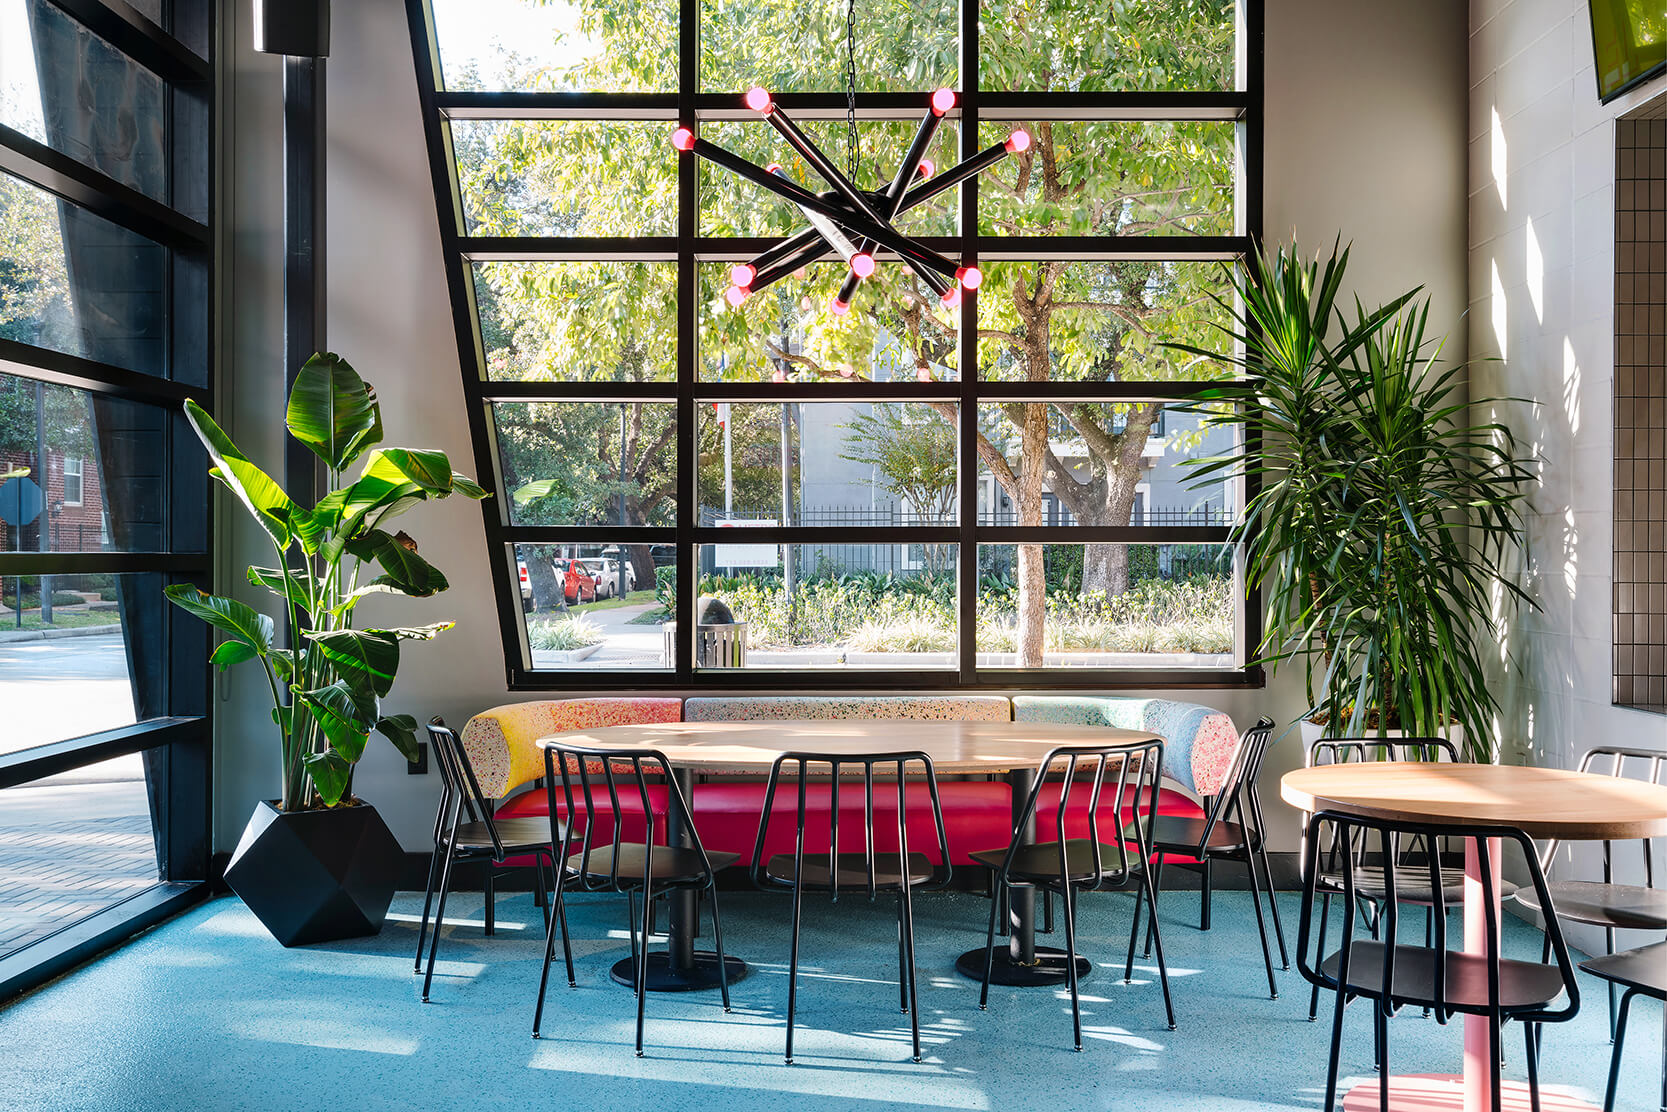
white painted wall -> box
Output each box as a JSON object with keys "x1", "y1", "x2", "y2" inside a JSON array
[
  {"x1": 216, "y1": 0, "x2": 1474, "y2": 857},
  {"x1": 1468, "y1": 0, "x2": 1667, "y2": 951}
]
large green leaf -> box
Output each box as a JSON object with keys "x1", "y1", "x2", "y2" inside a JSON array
[
  {"x1": 164, "y1": 584, "x2": 274, "y2": 657},
  {"x1": 301, "y1": 750, "x2": 353, "y2": 807},
  {"x1": 376, "y1": 714, "x2": 422, "y2": 764},
  {"x1": 246, "y1": 565, "x2": 314, "y2": 618},
  {"x1": 210, "y1": 641, "x2": 258, "y2": 669},
  {"x1": 376, "y1": 621, "x2": 454, "y2": 641},
  {"x1": 285, "y1": 353, "x2": 381, "y2": 473},
  {"x1": 344, "y1": 529, "x2": 451, "y2": 598},
  {"x1": 304, "y1": 628, "x2": 400, "y2": 697},
  {"x1": 182, "y1": 400, "x2": 295, "y2": 549},
  {"x1": 298, "y1": 679, "x2": 378, "y2": 735},
  {"x1": 360, "y1": 448, "x2": 455, "y2": 494}
]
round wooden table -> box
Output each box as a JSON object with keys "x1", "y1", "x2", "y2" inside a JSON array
[
  {"x1": 538, "y1": 718, "x2": 1163, "y2": 992},
  {"x1": 1281, "y1": 762, "x2": 1667, "y2": 1112}
]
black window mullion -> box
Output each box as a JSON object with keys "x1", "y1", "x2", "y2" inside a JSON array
[
  {"x1": 41, "y1": 0, "x2": 210, "y2": 84},
  {"x1": 675, "y1": 0, "x2": 699, "y2": 683},
  {"x1": 956, "y1": 0, "x2": 979, "y2": 686}
]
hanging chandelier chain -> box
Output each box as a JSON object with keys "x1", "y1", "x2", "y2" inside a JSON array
[{"x1": 845, "y1": 0, "x2": 858, "y2": 183}]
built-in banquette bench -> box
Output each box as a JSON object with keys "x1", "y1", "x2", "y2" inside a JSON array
[{"x1": 460, "y1": 695, "x2": 1242, "y2": 868}]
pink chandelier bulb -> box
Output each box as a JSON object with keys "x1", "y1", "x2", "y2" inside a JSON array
[
  {"x1": 850, "y1": 252, "x2": 875, "y2": 278},
  {"x1": 771, "y1": 368, "x2": 788, "y2": 383},
  {"x1": 917, "y1": 159, "x2": 935, "y2": 179},
  {"x1": 730, "y1": 263, "x2": 756, "y2": 288},
  {"x1": 745, "y1": 86, "x2": 773, "y2": 113},
  {"x1": 723, "y1": 285, "x2": 748, "y2": 308},
  {"x1": 956, "y1": 265, "x2": 983, "y2": 291},
  {"x1": 838, "y1": 362, "x2": 856, "y2": 378},
  {"x1": 670, "y1": 127, "x2": 695, "y2": 152},
  {"x1": 765, "y1": 162, "x2": 783, "y2": 175},
  {"x1": 930, "y1": 87, "x2": 956, "y2": 115},
  {"x1": 1005, "y1": 129, "x2": 1032, "y2": 154},
  {"x1": 793, "y1": 265, "x2": 808, "y2": 279},
  {"x1": 916, "y1": 365, "x2": 933, "y2": 382},
  {"x1": 940, "y1": 286, "x2": 962, "y2": 309},
  {"x1": 830, "y1": 296, "x2": 851, "y2": 317}
]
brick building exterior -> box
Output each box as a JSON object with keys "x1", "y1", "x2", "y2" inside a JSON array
[{"x1": 0, "y1": 448, "x2": 106, "y2": 553}]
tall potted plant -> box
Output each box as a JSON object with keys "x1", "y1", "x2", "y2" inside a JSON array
[
  {"x1": 168, "y1": 353, "x2": 485, "y2": 945},
  {"x1": 1178, "y1": 242, "x2": 1535, "y2": 761}
]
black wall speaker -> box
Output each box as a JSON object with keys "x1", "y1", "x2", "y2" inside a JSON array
[{"x1": 253, "y1": 0, "x2": 330, "y2": 57}]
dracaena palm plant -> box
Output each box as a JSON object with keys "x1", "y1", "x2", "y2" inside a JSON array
[
  {"x1": 165, "y1": 353, "x2": 486, "y2": 810},
  {"x1": 1177, "y1": 241, "x2": 1535, "y2": 761}
]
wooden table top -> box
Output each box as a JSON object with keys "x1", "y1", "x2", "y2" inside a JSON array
[
  {"x1": 535, "y1": 719, "x2": 1162, "y2": 775},
  {"x1": 1280, "y1": 762, "x2": 1667, "y2": 840}
]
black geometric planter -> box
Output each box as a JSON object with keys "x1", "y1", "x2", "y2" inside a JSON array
[{"x1": 224, "y1": 800, "x2": 403, "y2": 947}]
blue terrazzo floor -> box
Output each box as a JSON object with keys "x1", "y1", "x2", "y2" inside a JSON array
[{"x1": 1, "y1": 888, "x2": 1658, "y2": 1111}]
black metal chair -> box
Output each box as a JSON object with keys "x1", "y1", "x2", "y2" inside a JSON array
[
  {"x1": 416, "y1": 718, "x2": 567, "y2": 1003},
  {"x1": 1301, "y1": 737, "x2": 1518, "y2": 1023},
  {"x1": 749, "y1": 750, "x2": 952, "y2": 1064},
  {"x1": 1297, "y1": 811, "x2": 1580, "y2": 1112},
  {"x1": 971, "y1": 737, "x2": 1175, "y2": 1050},
  {"x1": 1143, "y1": 716, "x2": 1287, "y2": 998},
  {"x1": 1578, "y1": 941, "x2": 1665, "y2": 1112},
  {"x1": 1515, "y1": 745, "x2": 1667, "y2": 1038},
  {"x1": 533, "y1": 740, "x2": 737, "y2": 1056}
]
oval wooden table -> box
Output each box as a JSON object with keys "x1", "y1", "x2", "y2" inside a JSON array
[
  {"x1": 1282, "y1": 762, "x2": 1667, "y2": 1112},
  {"x1": 537, "y1": 718, "x2": 1163, "y2": 993}
]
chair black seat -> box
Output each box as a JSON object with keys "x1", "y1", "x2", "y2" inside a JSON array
[
  {"x1": 446, "y1": 817, "x2": 563, "y2": 855},
  {"x1": 763, "y1": 851, "x2": 936, "y2": 890},
  {"x1": 970, "y1": 839, "x2": 1138, "y2": 885},
  {"x1": 1316, "y1": 864, "x2": 1518, "y2": 905},
  {"x1": 1515, "y1": 880, "x2": 1667, "y2": 932},
  {"x1": 1149, "y1": 814, "x2": 1251, "y2": 852},
  {"x1": 566, "y1": 843, "x2": 740, "y2": 885},
  {"x1": 1579, "y1": 941, "x2": 1667, "y2": 997},
  {"x1": 1319, "y1": 942, "x2": 1569, "y2": 1013}
]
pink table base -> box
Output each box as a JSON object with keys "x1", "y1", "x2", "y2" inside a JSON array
[{"x1": 1338, "y1": 839, "x2": 1599, "y2": 1112}]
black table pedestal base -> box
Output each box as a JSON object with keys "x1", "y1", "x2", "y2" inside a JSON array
[
  {"x1": 955, "y1": 946, "x2": 1092, "y2": 986},
  {"x1": 610, "y1": 951, "x2": 749, "y2": 992}
]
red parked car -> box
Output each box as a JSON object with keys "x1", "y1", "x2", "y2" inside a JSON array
[{"x1": 556, "y1": 558, "x2": 598, "y2": 605}]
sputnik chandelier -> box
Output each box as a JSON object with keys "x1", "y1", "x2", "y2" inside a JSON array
[{"x1": 669, "y1": 86, "x2": 1029, "y2": 316}]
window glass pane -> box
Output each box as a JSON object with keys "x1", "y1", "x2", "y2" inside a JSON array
[
  {"x1": 698, "y1": 261, "x2": 959, "y2": 383},
  {"x1": 979, "y1": 0, "x2": 1237, "y2": 92},
  {"x1": 0, "y1": 172, "x2": 198, "y2": 382},
  {"x1": 700, "y1": 0, "x2": 956, "y2": 93},
  {"x1": 974, "y1": 401, "x2": 1236, "y2": 527},
  {"x1": 697, "y1": 401, "x2": 956, "y2": 528},
  {"x1": 697, "y1": 545, "x2": 957, "y2": 670},
  {"x1": 0, "y1": 573, "x2": 167, "y2": 751},
  {"x1": 976, "y1": 260, "x2": 1234, "y2": 382},
  {"x1": 978, "y1": 121, "x2": 1234, "y2": 237},
  {"x1": 0, "y1": 750, "x2": 162, "y2": 959},
  {"x1": 474, "y1": 261, "x2": 677, "y2": 382},
  {"x1": 698, "y1": 119, "x2": 959, "y2": 238},
  {"x1": 514, "y1": 542, "x2": 672, "y2": 670},
  {"x1": 0, "y1": 375, "x2": 170, "y2": 552},
  {"x1": 977, "y1": 543, "x2": 1236, "y2": 668},
  {"x1": 452, "y1": 120, "x2": 677, "y2": 236},
  {"x1": 0, "y1": 0, "x2": 169, "y2": 203},
  {"x1": 430, "y1": 0, "x2": 677, "y2": 92},
  {"x1": 493, "y1": 401, "x2": 677, "y2": 527}
]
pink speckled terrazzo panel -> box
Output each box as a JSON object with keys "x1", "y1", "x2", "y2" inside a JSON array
[
  {"x1": 1010, "y1": 695, "x2": 1243, "y2": 798},
  {"x1": 460, "y1": 697, "x2": 683, "y2": 798},
  {"x1": 680, "y1": 695, "x2": 1013, "y2": 722}
]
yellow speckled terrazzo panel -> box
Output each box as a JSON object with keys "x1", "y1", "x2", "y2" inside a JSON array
[
  {"x1": 460, "y1": 698, "x2": 683, "y2": 798},
  {"x1": 680, "y1": 695, "x2": 1013, "y2": 722}
]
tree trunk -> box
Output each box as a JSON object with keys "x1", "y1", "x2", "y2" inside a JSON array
[
  {"x1": 626, "y1": 544, "x2": 655, "y2": 597},
  {"x1": 524, "y1": 546, "x2": 565, "y2": 613},
  {"x1": 1074, "y1": 405, "x2": 1160, "y2": 601},
  {"x1": 1015, "y1": 400, "x2": 1050, "y2": 667}
]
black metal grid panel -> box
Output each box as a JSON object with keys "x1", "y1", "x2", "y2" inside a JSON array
[
  {"x1": 0, "y1": 0, "x2": 216, "y2": 993},
  {"x1": 405, "y1": 0, "x2": 1263, "y2": 691}
]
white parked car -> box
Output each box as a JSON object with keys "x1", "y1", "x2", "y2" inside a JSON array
[{"x1": 581, "y1": 556, "x2": 637, "y2": 599}]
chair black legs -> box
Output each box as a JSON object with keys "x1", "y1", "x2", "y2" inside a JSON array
[
  {"x1": 484, "y1": 867, "x2": 495, "y2": 936},
  {"x1": 635, "y1": 878, "x2": 653, "y2": 1057},
  {"x1": 899, "y1": 879, "x2": 922, "y2": 1062},
  {"x1": 1600, "y1": 988, "x2": 1636, "y2": 1112},
  {"x1": 1253, "y1": 840, "x2": 1290, "y2": 970},
  {"x1": 1524, "y1": 1022, "x2": 1542, "y2": 1112},
  {"x1": 1322, "y1": 970, "x2": 1349, "y2": 1112},
  {"x1": 1059, "y1": 883, "x2": 1084, "y2": 1052},
  {"x1": 1200, "y1": 857, "x2": 1212, "y2": 930},
  {"x1": 1309, "y1": 891, "x2": 1333, "y2": 1021},
  {"x1": 705, "y1": 883, "x2": 732, "y2": 1015},
  {"x1": 1374, "y1": 1007, "x2": 1391, "y2": 1112},
  {"x1": 785, "y1": 879, "x2": 809, "y2": 1063},
  {"x1": 979, "y1": 878, "x2": 1002, "y2": 1011},
  {"x1": 414, "y1": 848, "x2": 444, "y2": 974},
  {"x1": 421, "y1": 846, "x2": 458, "y2": 1003},
  {"x1": 531, "y1": 856, "x2": 574, "y2": 1040},
  {"x1": 1140, "y1": 869, "x2": 1178, "y2": 1031},
  {"x1": 1243, "y1": 842, "x2": 1280, "y2": 999}
]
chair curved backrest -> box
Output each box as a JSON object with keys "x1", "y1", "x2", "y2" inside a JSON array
[
  {"x1": 1297, "y1": 810, "x2": 1580, "y2": 1025},
  {"x1": 1537, "y1": 745, "x2": 1667, "y2": 883},
  {"x1": 427, "y1": 717, "x2": 505, "y2": 860},
  {"x1": 541, "y1": 739, "x2": 713, "y2": 893},
  {"x1": 1192, "y1": 716, "x2": 1277, "y2": 852},
  {"x1": 1302, "y1": 737, "x2": 1463, "y2": 885},
  {"x1": 999, "y1": 737, "x2": 1166, "y2": 891},
  {"x1": 749, "y1": 751, "x2": 952, "y2": 898}
]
